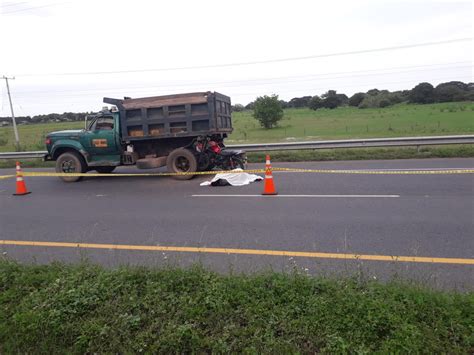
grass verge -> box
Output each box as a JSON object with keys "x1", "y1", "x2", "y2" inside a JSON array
[
  {"x1": 0, "y1": 260, "x2": 472, "y2": 353},
  {"x1": 247, "y1": 145, "x2": 474, "y2": 163},
  {"x1": 229, "y1": 102, "x2": 474, "y2": 143},
  {"x1": 0, "y1": 159, "x2": 54, "y2": 169}
]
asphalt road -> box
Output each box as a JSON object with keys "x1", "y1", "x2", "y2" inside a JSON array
[{"x1": 1, "y1": 158, "x2": 473, "y2": 290}]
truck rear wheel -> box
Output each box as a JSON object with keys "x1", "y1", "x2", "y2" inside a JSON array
[
  {"x1": 166, "y1": 148, "x2": 197, "y2": 180},
  {"x1": 55, "y1": 151, "x2": 86, "y2": 182}
]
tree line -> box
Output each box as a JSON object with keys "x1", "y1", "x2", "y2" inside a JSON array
[
  {"x1": 232, "y1": 81, "x2": 474, "y2": 112},
  {"x1": 0, "y1": 112, "x2": 90, "y2": 126},
  {"x1": 0, "y1": 81, "x2": 471, "y2": 126}
]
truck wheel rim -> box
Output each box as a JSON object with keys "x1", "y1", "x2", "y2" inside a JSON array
[
  {"x1": 175, "y1": 156, "x2": 190, "y2": 172},
  {"x1": 61, "y1": 160, "x2": 76, "y2": 173}
]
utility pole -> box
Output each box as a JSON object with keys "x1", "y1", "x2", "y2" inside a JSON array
[{"x1": 2, "y1": 76, "x2": 20, "y2": 150}]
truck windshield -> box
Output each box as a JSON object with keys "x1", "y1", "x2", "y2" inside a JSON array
[{"x1": 86, "y1": 117, "x2": 97, "y2": 131}]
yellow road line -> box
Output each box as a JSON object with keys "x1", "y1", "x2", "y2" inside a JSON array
[{"x1": 1, "y1": 240, "x2": 473, "y2": 265}]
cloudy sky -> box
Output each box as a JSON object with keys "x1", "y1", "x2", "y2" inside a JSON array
[{"x1": 0, "y1": 0, "x2": 472, "y2": 116}]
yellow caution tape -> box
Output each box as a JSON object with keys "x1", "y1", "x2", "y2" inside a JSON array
[
  {"x1": 21, "y1": 168, "x2": 268, "y2": 178},
  {"x1": 274, "y1": 167, "x2": 474, "y2": 175},
  {"x1": 0, "y1": 175, "x2": 14, "y2": 180},
  {"x1": 0, "y1": 167, "x2": 473, "y2": 180}
]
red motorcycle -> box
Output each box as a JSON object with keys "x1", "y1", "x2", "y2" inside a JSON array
[{"x1": 194, "y1": 136, "x2": 247, "y2": 171}]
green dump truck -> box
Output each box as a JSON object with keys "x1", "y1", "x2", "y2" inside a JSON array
[{"x1": 44, "y1": 92, "x2": 235, "y2": 182}]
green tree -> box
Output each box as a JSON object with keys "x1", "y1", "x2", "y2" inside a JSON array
[
  {"x1": 434, "y1": 81, "x2": 469, "y2": 102},
  {"x1": 279, "y1": 100, "x2": 289, "y2": 109},
  {"x1": 349, "y1": 92, "x2": 366, "y2": 107},
  {"x1": 367, "y1": 89, "x2": 380, "y2": 96},
  {"x1": 289, "y1": 96, "x2": 312, "y2": 108},
  {"x1": 321, "y1": 90, "x2": 346, "y2": 109},
  {"x1": 253, "y1": 95, "x2": 284, "y2": 129},
  {"x1": 232, "y1": 104, "x2": 245, "y2": 112},
  {"x1": 358, "y1": 90, "x2": 403, "y2": 109},
  {"x1": 409, "y1": 82, "x2": 434, "y2": 104},
  {"x1": 308, "y1": 95, "x2": 323, "y2": 110},
  {"x1": 245, "y1": 101, "x2": 255, "y2": 110}
]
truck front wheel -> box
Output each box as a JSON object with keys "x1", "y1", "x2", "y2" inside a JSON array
[
  {"x1": 55, "y1": 151, "x2": 86, "y2": 182},
  {"x1": 166, "y1": 148, "x2": 197, "y2": 180}
]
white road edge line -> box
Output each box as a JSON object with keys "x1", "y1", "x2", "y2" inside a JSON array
[{"x1": 192, "y1": 194, "x2": 400, "y2": 198}]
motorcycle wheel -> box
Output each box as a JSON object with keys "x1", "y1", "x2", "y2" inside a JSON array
[
  {"x1": 197, "y1": 153, "x2": 211, "y2": 171},
  {"x1": 232, "y1": 156, "x2": 247, "y2": 170},
  {"x1": 237, "y1": 160, "x2": 247, "y2": 170}
]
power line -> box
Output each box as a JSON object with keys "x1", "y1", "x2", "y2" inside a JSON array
[
  {"x1": 17, "y1": 61, "x2": 472, "y2": 93},
  {"x1": 1, "y1": 2, "x2": 28, "y2": 8},
  {"x1": 9, "y1": 74, "x2": 469, "y2": 106},
  {"x1": 11, "y1": 61, "x2": 472, "y2": 95},
  {"x1": 15, "y1": 38, "x2": 472, "y2": 77},
  {"x1": 1, "y1": 2, "x2": 68, "y2": 14}
]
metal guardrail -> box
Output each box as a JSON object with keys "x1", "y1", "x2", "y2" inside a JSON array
[
  {"x1": 0, "y1": 135, "x2": 473, "y2": 159},
  {"x1": 229, "y1": 135, "x2": 474, "y2": 151},
  {"x1": 0, "y1": 151, "x2": 47, "y2": 159}
]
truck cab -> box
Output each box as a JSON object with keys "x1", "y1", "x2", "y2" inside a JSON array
[
  {"x1": 45, "y1": 110, "x2": 122, "y2": 181},
  {"x1": 82, "y1": 112, "x2": 121, "y2": 162}
]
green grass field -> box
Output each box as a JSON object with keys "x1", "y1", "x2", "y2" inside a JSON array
[
  {"x1": 1, "y1": 260, "x2": 472, "y2": 353},
  {"x1": 0, "y1": 102, "x2": 473, "y2": 152},
  {"x1": 228, "y1": 102, "x2": 474, "y2": 143},
  {"x1": 0, "y1": 121, "x2": 84, "y2": 152}
]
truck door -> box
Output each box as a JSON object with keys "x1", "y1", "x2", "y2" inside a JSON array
[{"x1": 85, "y1": 116, "x2": 118, "y2": 155}]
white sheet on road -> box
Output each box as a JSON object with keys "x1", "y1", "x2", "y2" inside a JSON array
[{"x1": 200, "y1": 169, "x2": 263, "y2": 186}]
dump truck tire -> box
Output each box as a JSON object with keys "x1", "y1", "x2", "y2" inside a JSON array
[
  {"x1": 55, "y1": 151, "x2": 86, "y2": 182},
  {"x1": 166, "y1": 148, "x2": 197, "y2": 180}
]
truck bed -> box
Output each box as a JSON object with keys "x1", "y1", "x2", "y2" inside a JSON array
[{"x1": 104, "y1": 92, "x2": 232, "y2": 141}]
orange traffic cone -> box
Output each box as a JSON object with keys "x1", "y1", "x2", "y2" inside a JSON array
[
  {"x1": 13, "y1": 161, "x2": 31, "y2": 196},
  {"x1": 262, "y1": 154, "x2": 277, "y2": 195}
]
